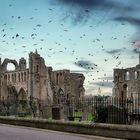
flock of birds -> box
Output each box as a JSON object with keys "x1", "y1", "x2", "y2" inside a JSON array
[{"x1": 0, "y1": 3, "x2": 134, "y2": 91}]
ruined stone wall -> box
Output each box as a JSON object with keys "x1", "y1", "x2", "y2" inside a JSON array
[
  {"x1": 1, "y1": 70, "x2": 28, "y2": 99},
  {"x1": 70, "y1": 73, "x2": 85, "y2": 100},
  {"x1": 51, "y1": 70, "x2": 85, "y2": 104},
  {"x1": 0, "y1": 57, "x2": 28, "y2": 101},
  {"x1": 51, "y1": 70, "x2": 71, "y2": 104},
  {"x1": 113, "y1": 64, "x2": 140, "y2": 100},
  {"x1": 0, "y1": 50, "x2": 85, "y2": 105}
]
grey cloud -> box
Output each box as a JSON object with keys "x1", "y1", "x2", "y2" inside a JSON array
[
  {"x1": 133, "y1": 48, "x2": 140, "y2": 54},
  {"x1": 51, "y1": 0, "x2": 140, "y2": 44},
  {"x1": 56, "y1": 0, "x2": 133, "y2": 10},
  {"x1": 52, "y1": 0, "x2": 134, "y2": 24},
  {"x1": 70, "y1": 70, "x2": 93, "y2": 73},
  {"x1": 99, "y1": 76, "x2": 113, "y2": 81},
  {"x1": 113, "y1": 16, "x2": 140, "y2": 41},
  {"x1": 106, "y1": 49, "x2": 122, "y2": 55},
  {"x1": 92, "y1": 81, "x2": 113, "y2": 88},
  {"x1": 74, "y1": 59, "x2": 99, "y2": 70},
  {"x1": 114, "y1": 17, "x2": 140, "y2": 27},
  {"x1": 57, "y1": 0, "x2": 114, "y2": 8}
]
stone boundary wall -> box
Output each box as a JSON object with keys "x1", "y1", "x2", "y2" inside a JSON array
[{"x1": 0, "y1": 117, "x2": 140, "y2": 140}]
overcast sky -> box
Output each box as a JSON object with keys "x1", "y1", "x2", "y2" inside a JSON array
[{"x1": 0, "y1": 0, "x2": 140, "y2": 95}]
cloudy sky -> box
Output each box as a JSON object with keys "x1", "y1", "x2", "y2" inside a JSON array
[{"x1": 0, "y1": 0, "x2": 140, "y2": 95}]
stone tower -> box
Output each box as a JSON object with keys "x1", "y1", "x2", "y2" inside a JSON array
[
  {"x1": 28, "y1": 50, "x2": 48, "y2": 101},
  {"x1": 19, "y1": 57, "x2": 26, "y2": 70}
]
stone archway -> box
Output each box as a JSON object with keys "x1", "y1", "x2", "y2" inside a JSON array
[
  {"x1": 18, "y1": 88, "x2": 27, "y2": 101},
  {"x1": 7, "y1": 85, "x2": 18, "y2": 101},
  {"x1": 123, "y1": 84, "x2": 128, "y2": 98},
  {"x1": 2, "y1": 58, "x2": 19, "y2": 71},
  {"x1": 57, "y1": 88, "x2": 65, "y2": 104},
  {"x1": 57, "y1": 88, "x2": 64, "y2": 95}
]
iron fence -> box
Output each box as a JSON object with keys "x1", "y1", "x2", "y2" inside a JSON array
[{"x1": 0, "y1": 97, "x2": 140, "y2": 125}]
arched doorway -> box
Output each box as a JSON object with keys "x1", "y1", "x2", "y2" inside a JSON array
[
  {"x1": 57, "y1": 88, "x2": 65, "y2": 104},
  {"x1": 7, "y1": 85, "x2": 18, "y2": 101},
  {"x1": 18, "y1": 88, "x2": 27, "y2": 101},
  {"x1": 123, "y1": 84, "x2": 128, "y2": 99},
  {"x1": 18, "y1": 88, "x2": 27, "y2": 114},
  {"x1": 6, "y1": 86, "x2": 18, "y2": 115}
]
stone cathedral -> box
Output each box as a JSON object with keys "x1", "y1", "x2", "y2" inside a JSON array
[{"x1": 0, "y1": 50, "x2": 85, "y2": 104}]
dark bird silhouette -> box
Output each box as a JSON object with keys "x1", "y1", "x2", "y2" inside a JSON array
[
  {"x1": 3, "y1": 34, "x2": 6, "y2": 37},
  {"x1": 18, "y1": 16, "x2": 21, "y2": 19},
  {"x1": 16, "y1": 34, "x2": 19, "y2": 38},
  {"x1": 48, "y1": 20, "x2": 52, "y2": 23},
  {"x1": 36, "y1": 24, "x2": 41, "y2": 27},
  {"x1": 1, "y1": 29, "x2": 5, "y2": 32},
  {"x1": 85, "y1": 9, "x2": 89, "y2": 13},
  {"x1": 118, "y1": 61, "x2": 121, "y2": 65},
  {"x1": 29, "y1": 17, "x2": 34, "y2": 20},
  {"x1": 49, "y1": 8, "x2": 53, "y2": 11},
  {"x1": 33, "y1": 44, "x2": 38, "y2": 46},
  {"x1": 22, "y1": 46, "x2": 26, "y2": 48}
]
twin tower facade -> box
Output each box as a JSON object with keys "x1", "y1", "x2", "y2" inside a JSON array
[{"x1": 0, "y1": 50, "x2": 85, "y2": 104}]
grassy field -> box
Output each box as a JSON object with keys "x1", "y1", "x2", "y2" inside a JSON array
[{"x1": 73, "y1": 111, "x2": 95, "y2": 122}]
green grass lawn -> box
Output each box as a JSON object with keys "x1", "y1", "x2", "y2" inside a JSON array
[
  {"x1": 72, "y1": 111, "x2": 82, "y2": 121},
  {"x1": 87, "y1": 112, "x2": 95, "y2": 122},
  {"x1": 72, "y1": 111, "x2": 95, "y2": 122}
]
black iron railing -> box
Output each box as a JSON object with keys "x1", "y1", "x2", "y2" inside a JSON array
[{"x1": 0, "y1": 97, "x2": 140, "y2": 125}]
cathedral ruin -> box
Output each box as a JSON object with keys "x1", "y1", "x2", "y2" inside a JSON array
[
  {"x1": 113, "y1": 55, "x2": 140, "y2": 100},
  {"x1": 0, "y1": 50, "x2": 85, "y2": 105}
]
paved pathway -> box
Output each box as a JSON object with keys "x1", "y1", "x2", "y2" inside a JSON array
[{"x1": 0, "y1": 124, "x2": 124, "y2": 140}]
